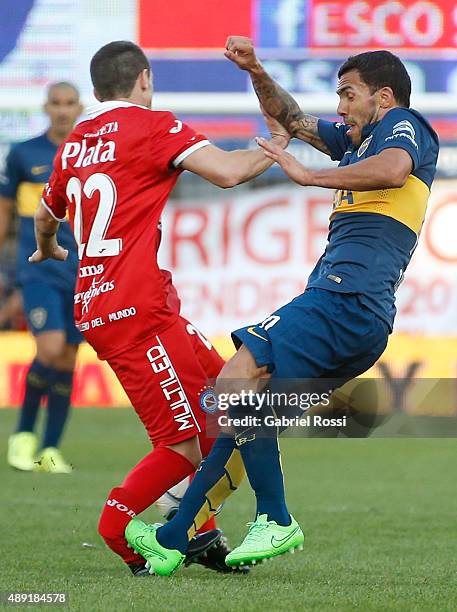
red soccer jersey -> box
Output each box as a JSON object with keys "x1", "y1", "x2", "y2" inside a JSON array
[{"x1": 41, "y1": 101, "x2": 209, "y2": 359}]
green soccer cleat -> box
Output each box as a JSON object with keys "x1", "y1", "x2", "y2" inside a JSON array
[
  {"x1": 7, "y1": 432, "x2": 38, "y2": 471},
  {"x1": 125, "y1": 519, "x2": 185, "y2": 577},
  {"x1": 34, "y1": 447, "x2": 72, "y2": 474},
  {"x1": 225, "y1": 514, "x2": 304, "y2": 567}
]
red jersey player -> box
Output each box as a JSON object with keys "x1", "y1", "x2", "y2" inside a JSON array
[{"x1": 30, "y1": 41, "x2": 289, "y2": 576}]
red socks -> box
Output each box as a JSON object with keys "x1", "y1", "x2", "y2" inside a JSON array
[{"x1": 98, "y1": 446, "x2": 195, "y2": 564}]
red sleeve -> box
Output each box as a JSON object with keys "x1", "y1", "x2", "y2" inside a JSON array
[
  {"x1": 40, "y1": 154, "x2": 67, "y2": 221},
  {"x1": 152, "y1": 111, "x2": 210, "y2": 171}
]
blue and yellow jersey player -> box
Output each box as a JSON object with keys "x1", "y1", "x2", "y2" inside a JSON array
[
  {"x1": 0, "y1": 82, "x2": 83, "y2": 473},
  {"x1": 128, "y1": 45, "x2": 440, "y2": 575}
]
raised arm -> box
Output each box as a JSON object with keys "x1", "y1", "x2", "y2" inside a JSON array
[{"x1": 224, "y1": 36, "x2": 330, "y2": 156}]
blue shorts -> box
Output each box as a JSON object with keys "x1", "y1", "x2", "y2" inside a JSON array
[
  {"x1": 21, "y1": 282, "x2": 82, "y2": 345},
  {"x1": 232, "y1": 287, "x2": 389, "y2": 384}
]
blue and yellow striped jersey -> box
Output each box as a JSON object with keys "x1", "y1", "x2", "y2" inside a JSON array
[
  {"x1": 308, "y1": 108, "x2": 439, "y2": 329},
  {"x1": 0, "y1": 133, "x2": 78, "y2": 291}
]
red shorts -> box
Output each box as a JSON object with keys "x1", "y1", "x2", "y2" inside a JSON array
[{"x1": 107, "y1": 316, "x2": 224, "y2": 446}]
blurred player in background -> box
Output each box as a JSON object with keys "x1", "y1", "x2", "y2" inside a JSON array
[
  {"x1": 31, "y1": 41, "x2": 289, "y2": 576},
  {"x1": 0, "y1": 82, "x2": 82, "y2": 473},
  {"x1": 134, "y1": 38, "x2": 439, "y2": 576}
]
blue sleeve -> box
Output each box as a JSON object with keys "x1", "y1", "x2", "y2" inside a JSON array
[
  {"x1": 0, "y1": 145, "x2": 22, "y2": 198},
  {"x1": 317, "y1": 119, "x2": 351, "y2": 161},
  {"x1": 374, "y1": 110, "x2": 424, "y2": 171}
]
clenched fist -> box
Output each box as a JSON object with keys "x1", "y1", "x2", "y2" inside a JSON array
[{"x1": 224, "y1": 36, "x2": 261, "y2": 72}]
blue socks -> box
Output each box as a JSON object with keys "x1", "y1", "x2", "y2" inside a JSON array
[
  {"x1": 16, "y1": 359, "x2": 73, "y2": 449},
  {"x1": 237, "y1": 434, "x2": 290, "y2": 526},
  {"x1": 157, "y1": 434, "x2": 238, "y2": 553},
  {"x1": 156, "y1": 429, "x2": 291, "y2": 554},
  {"x1": 17, "y1": 359, "x2": 55, "y2": 433},
  {"x1": 42, "y1": 369, "x2": 73, "y2": 448}
]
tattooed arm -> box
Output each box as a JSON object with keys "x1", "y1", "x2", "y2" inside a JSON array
[
  {"x1": 225, "y1": 36, "x2": 330, "y2": 156},
  {"x1": 249, "y1": 67, "x2": 330, "y2": 154}
]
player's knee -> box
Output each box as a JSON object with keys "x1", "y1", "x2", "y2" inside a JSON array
[
  {"x1": 198, "y1": 432, "x2": 215, "y2": 458},
  {"x1": 216, "y1": 358, "x2": 255, "y2": 399},
  {"x1": 167, "y1": 437, "x2": 202, "y2": 467},
  {"x1": 216, "y1": 344, "x2": 267, "y2": 395},
  {"x1": 36, "y1": 336, "x2": 67, "y2": 367},
  {"x1": 216, "y1": 360, "x2": 242, "y2": 397},
  {"x1": 36, "y1": 347, "x2": 61, "y2": 367},
  {"x1": 58, "y1": 344, "x2": 78, "y2": 370}
]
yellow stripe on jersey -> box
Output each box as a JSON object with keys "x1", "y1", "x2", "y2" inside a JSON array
[
  {"x1": 187, "y1": 449, "x2": 245, "y2": 540},
  {"x1": 16, "y1": 182, "x2": 45, "y2": 217},
  {"x1": 331, "y1": 174, "x2": 430, "y2": 235}
]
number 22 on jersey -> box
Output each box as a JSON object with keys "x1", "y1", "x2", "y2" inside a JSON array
[{"x1": 66, "y1": 172, "x2": 122, "y2": 260}]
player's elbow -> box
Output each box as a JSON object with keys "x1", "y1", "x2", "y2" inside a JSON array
[
  {"x1": 386, "y1": 169, "x2": 409, "y2": 189},
  {"x1": 34, "y1": 203, "x2": 59, "y2": 233},
  {"x1": 211, "y1": 173, "x2": 241, "y2": 189},
  {"x1": 35, "y1": 202, "x2": 53, "y2": 223},
  {"x1": 377, "y1": 152, "x2": 412, "y2": 188},
  {"x1": 373, "y1": 164, "x2": 409, "y2": 189},
  {"x1": 221, "y1": 175, "x2": 241, "y2": 188}
]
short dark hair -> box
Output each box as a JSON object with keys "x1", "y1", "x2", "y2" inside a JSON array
[
  {"x1": 338, "y1": 51, "x2": 411, "y2": 108},
  {"x1": 90, "y1": 41, "x2": 150, "y2": 101}
]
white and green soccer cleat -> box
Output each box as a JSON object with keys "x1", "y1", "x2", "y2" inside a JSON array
[
  {"x1": 125, "y1": 519, "x2": 185, "y2": 577},
  {"x1": 34, "y1": 447, "x2": 72, "y2": 474},
  {"x1": 225, "y1": 514, "x2": 304, "y2": 567},
  {"x1": 7, "y1": 432, "x2": 38, "y2": 471}
]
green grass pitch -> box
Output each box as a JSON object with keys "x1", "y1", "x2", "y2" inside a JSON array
[{"x1": 0, "y1": 408, "x2": 456, "y2": 611}]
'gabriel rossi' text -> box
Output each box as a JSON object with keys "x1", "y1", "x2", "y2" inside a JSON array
[{"x1": 218, "y1": 414, "x2": 347, "y2": 429}]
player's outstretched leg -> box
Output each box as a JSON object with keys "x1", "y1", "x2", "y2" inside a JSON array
[
  {"x1": 98, "y1": 445, "x2": 197, "y2": 570},
  {"x1": 125, "y1": 519, "x2": 186, "y2": 576},
  {"x1": 124, "y1": 434, "x2": 245, "y2": 576},
  {"x1": 225, "y1": 514, "x2": 304, "y2": 567},
  {"x1": 155, "y1": 434, "x2": 243, "y2": 550}
]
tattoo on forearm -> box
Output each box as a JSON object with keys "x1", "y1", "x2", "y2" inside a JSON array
[{"x1": 251, "y1": 69, "x2": 330, "y2": 155}]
